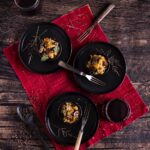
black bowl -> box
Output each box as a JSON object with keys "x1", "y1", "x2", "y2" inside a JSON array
[
  {"x1": 45, "y1": 92, "x2": 99, "y2": 145},
  {"x1": 19, "y1": 22, "x2": 72, "y2": 74},
  {"x1": 73, "y1": 42, "x2": 126, "y2": 94}
]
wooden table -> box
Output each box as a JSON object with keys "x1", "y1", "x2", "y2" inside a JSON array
[{"x1": 0, "y1": 0, "x2": 150, "y2": 149}]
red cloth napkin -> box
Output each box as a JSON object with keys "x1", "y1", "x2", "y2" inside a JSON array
[{"x1": 3, "y1": 4, "x2": 148, "y2": 150}]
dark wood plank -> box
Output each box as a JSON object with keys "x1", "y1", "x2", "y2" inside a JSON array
[{"x1": 0, "y1": 0, "x2": 150, "y2": 150}]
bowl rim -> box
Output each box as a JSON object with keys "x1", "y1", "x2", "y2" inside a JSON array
[{"x1": 14, "y1": 0, "x2": 40, "y2": 11}]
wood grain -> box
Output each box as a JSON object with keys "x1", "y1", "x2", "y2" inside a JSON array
[{"x1": 0, "y1": 0, "x2": 150, "y2": 150}]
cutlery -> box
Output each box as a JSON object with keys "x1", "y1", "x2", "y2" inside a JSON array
[
  {"x1": 58, "y1": 60, "x2": 105, "y2": 86},
  {"x1": 78, "y1": 4, "x2": 115, "y2": 42},
  {"x1": 74, "y1": 104, "x2": 91, "y2": 150},
  {"x1": 16, "y1": 105, "x2": 50, "y2": 150}
]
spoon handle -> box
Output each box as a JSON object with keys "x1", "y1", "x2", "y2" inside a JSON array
[
  {"x1": 32, "y1": 124, "x2": 50, "y2": 150},
  {"x1": 17, "y1": 105, "x2": 50, "y2": 150}
]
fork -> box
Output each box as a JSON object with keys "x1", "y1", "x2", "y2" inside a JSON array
[
  {"x1": 74, "y1": 104, "x2": 91, "y2": 150},
  {"x1": 58, "y1": 60, "x2": 105, "y2": 86},
  {"x1": 78, "y1": 4, "x2": 115, "y2": 42}
]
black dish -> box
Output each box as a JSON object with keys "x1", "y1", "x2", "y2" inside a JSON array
[
  {"x1": 104, "y1": 99, "x2": 131, "y2": 122},
  {"x1": 73, "y1": 42, "x2": 126, "y2": 94},
  {"x1": 19, "y1": 22, "x2": 72, "y2": 74},
  {"x1": 45, "y1": 92, "x2": 99, "y2": 145}
]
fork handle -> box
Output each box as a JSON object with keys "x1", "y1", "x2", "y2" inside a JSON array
[
  {"x1": 74, "y1": 131, "x2": 83, "y2": 150},
  {"x1": 58, "y1": 60, "x2": 84, "y2": 76},
  {"x1": 94, "y1": 4, "x2": 115, "y2": 25}
]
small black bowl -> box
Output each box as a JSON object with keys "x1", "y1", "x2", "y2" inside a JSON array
[
  {"x1": 14, "y1": 0, "x2": 40, "y2": 12},
  {"x1": 45, "y1": 92, "x2": 99, "y2": 145},
  {"x1": 73, "y1": 42, "x2": 126, "y2": 94},
  {"x1": 19, "y1": 22, "x2": 72, "y2": 74},
  {"x1": 102, "y1": 99, "x2": 131, "y2": 122}
]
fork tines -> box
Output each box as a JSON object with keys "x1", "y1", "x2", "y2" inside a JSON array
[
  {"x1": 77, "y1": 25, "x2": 94, "y2": 42},
  {"x1": 81, "y1": 104, "x2": 91, "y2": 131},
  {"x1": 90, "y1": 76, "x2": 106, "y2": 86}
]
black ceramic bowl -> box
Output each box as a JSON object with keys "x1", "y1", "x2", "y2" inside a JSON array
[
  {"x1": 103, "y1": 99, "x2": 131, "y2": 122},
  {"x1": 19, "y1": 22, "x2": 72, "y2": 74},
  {"x1": 73, "y1": 42, "x2": 126, "y2": 94},
  {"x1": 45, "y1": 92, "x2": 99, "y2": 145}
]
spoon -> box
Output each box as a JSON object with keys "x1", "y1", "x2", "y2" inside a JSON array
[{"x1": 16, "y1": 105, "x2": 50, "y2": 150}]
